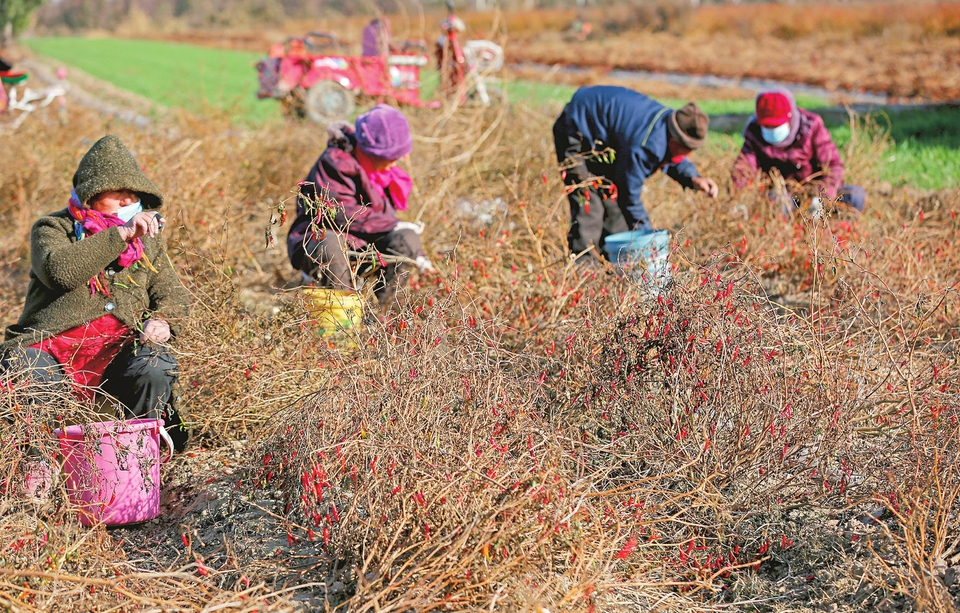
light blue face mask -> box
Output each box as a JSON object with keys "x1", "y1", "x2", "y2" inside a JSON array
[
  {"x1": 761, "y1": 123, "x2": 792, "y2": 145},
  {"x1": 116, "y1": 200, "x2": 143, "y2": 223}
]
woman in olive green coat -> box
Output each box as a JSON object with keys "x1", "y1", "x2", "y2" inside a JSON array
[{"x1": 1, "y1": 135, "x2": 190, "y2": 448}]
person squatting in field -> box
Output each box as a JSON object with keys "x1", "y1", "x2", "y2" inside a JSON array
[
  {"x1": 732, "y1": 87, "x2": 866, "y2": 214},
  {"x1": 553, "y1": 85, "x2": 719, "y2": 261},
  {"x1": 0, "y1": 135, "x2": 190, "y2": 450},
  {"x1": 288, "y1": 104, "x2": 433, "y2": 308}
]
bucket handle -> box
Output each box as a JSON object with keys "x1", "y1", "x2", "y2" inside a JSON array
[{"x1": 158, "y1": 426, "x2": 174, "y2": 464}]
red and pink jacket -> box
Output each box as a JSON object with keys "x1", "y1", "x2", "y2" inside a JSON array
[{"x1": 732, "y1": 108, "x2": 845, "y2": 199}]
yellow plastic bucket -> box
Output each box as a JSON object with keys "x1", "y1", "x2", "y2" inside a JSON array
[{"x1": 303, "y1": 288, "x2": 363, "y2": 336}]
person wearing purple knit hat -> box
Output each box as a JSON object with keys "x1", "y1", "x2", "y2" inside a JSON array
[
  {"x1": 287, "y1": 104, "x2": 433, "y2": 308},
  {"x1": 732, "y1": 87, "x2": 866, "y2": 215}
]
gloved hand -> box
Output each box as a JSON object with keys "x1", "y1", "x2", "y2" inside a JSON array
[
  {"x1": 809, "y1": 197, "x2": 824, "y2": 220},
  {"x1": 395, "y1": 221, "x2": 425, "y2": 235},
  {"x1": 415, "y1": 255, "x2": 434, "y2": 273}
]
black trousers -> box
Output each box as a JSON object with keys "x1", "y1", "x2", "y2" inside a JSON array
[
  {"x1": 0, "y1": 343, "x2": 188, "y2": 450},
  {"x1": 553, "y1": 116, "x2": 641, "y2": 260},
  {"x1": 300, "y1": 228, "x2": 423, "y2": 307}
]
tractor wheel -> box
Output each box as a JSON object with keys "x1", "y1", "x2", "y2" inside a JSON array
[
  {"x1": 466, "y1": 84, "x2": 504, "y2": 108},
  {"x1": 305, "y1": 81, "x2": 357, "y2": 124}
]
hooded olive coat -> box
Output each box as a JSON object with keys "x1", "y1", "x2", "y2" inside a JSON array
[{"x1": 2, "y1": 135, "x2": 189, "y2": 351}]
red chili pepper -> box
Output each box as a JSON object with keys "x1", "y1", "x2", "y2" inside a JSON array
[{"x1": 615, "y1": 536, "x2": 637, "y2": 559}]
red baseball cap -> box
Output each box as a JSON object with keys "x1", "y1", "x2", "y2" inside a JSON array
[{"x1": 756, "y1": 92, "x2": 793, "y2": 127}]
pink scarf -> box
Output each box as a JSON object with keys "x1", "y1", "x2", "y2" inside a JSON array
[
  {"x1": 358, "y1": 157, "x2": 413, "y2": 212},
  {"x1": 68, "y1": 189, "x2": 144, "y2": 295}
]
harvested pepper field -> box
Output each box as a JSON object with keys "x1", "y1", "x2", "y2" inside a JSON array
[{"x1": 2, "y1": 6, "x2": 960, "y2": 610}]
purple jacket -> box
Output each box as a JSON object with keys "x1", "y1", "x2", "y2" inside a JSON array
[
  {"x1": 732, "y1": 108, "x2": 844, "y2": 199},
  {"x1": 287, "y1": 123, "x2": 400, "y2": 269}
]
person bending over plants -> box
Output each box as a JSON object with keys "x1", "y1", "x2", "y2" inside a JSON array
[
  {"x1": 287, "y1": 104, "x2": 433, "y2": 308},
  {"x1": 553, "y1": 85, "x2": 719, "y2": 262},
  {"x1": 732, "y1": 87, "x2": 866, "y2": 215},
  {"x1": 0, "y1": 135, "x2": 190, "y2": 450}
]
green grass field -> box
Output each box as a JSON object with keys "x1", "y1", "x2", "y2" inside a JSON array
[
  {"x1": 819, "y1": 106, "x2": 960, "y2": 191},
  {"x1": 25, "y1": 37, "x2": 281, "y2": 123},
  {"x1": 497, "y1": 78, "x2": 829, "y2": 116},
  {"x1": 878, "y1": 106, "x2": 960, "y2": 190},
  {"x1": 26, "y1": 36, "x2": 959, "y2": 191}
]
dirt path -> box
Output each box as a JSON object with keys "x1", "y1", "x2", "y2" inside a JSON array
[{"x1": 20, "y1": 55, "x2": 162, "y2": 127}]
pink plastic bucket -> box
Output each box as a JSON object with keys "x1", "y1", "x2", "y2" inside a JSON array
[{"x1": 55, "y1": 419, "x2": 173, "y2": 526}]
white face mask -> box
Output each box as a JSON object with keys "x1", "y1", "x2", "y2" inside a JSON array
[
  {"x1": 761, "y1": 123, "x2": 792, "y2": 145},
  {"x1": 116, "y1": 200, "x2": 143, "y2": 223}
]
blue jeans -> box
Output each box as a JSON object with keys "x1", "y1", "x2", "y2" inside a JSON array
[{"x1": 837, "y1": 185, "x2": 866, "y2": 211}]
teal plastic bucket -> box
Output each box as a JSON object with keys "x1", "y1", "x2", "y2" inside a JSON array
[{"x1": 603, "y1": 229, "x2": 671, "y2": 294}]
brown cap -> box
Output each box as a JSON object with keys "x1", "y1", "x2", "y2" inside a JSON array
[{"x1": 667, "y1": 103, "x2": 709, "y2": 150}]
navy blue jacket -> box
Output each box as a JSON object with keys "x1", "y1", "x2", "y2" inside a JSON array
[{"x1": 554, "y1": 86, "x2": 700, "y2": 227}]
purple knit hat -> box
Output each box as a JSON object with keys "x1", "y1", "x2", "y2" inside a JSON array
[{"x1": 355, "y1": 104, "x2": 413, "y2": 160}]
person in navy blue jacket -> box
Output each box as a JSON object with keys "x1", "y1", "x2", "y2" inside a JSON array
[{"x1": 553, "y1": 85, "x2": 719, "y2": 260}]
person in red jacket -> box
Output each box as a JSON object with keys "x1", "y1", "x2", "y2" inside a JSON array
[
  {"x1": 287, "y1": 105, "x2": 432, "y2": 308},
  {"x1": 732, "y1": 87, "x2": 865, "y2": 213}
]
